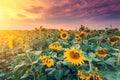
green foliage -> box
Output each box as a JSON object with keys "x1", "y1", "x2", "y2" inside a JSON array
[{"x1": 0, "y1": 28, "x2": 120, "y2": 80}]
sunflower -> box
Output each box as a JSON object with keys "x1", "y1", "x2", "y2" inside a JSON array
[
  {"x1": 49, "y1": 42, "x2": 62, "y2": 50},
  {"x1": 40, "y1": 56, "x2": 54, "y2": 68},
  {"x1": 75, "y1": 33, "x2": 82, "y2": 40},
  {"x1": 75, "y1": 33, "x2": 80, "y2": 39},
  {"x1": 86, "y1": 74, "x2": 102, "y2": 80},
  {"x1": 40, "y1": 56, "x2": 48, "y2": 63},
  {"x1": 79, "y1": 32, "x2": 88, "y2": 38},
  {"x1": 46, "y1": 59, "x2": 54, "y2": 68},
  {"x1": 114, "y1": 35, "x2": 120, "y2": 40},
  {"x1": 60, "y1": 31, "x2": 69, "y2": 40},
  {"x1": 95, "y1": 48, "x2": 107, "y2": 58},
  {"x1": 64, "y1": 48, "x2": 86, "y2": 65},
  {"x1": 77, "y1": 70, "x2": 86, "y2": 80},
  {"x1": 107, "y1": 36, "x2": 119, "y2": 45}
]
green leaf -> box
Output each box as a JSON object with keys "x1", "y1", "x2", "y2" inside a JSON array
[
  {"x1": 117, "y1": 71, "x2": 120, "y2": 80},
  {"x1": 34, "y1": 51, "x2": 42, "y2": 55},
  {"x1": 105, "y1": 57, "x2": 117, "y2": 66},
  {"x1": 48, "y1": 68, "x2": 56, "y2": 76},
  {"x1": 62, "y1": 60, "x2": 69, "y2": 65},
  {"x1": 92, "y1": 57, "x2": 101, "y2": 62},
  {"x1": 65, "y1": 74, "x2": 74, "y2": 80},
  {"x1": 111, "y1": 52, "x2": 119, "y2": 56},
  {"x1": 112, "y1": 48, "x2": 120, "y2": 51},
  {"x1": 102, "y1": 71, "x2": 117, "y2": 80},
  {"x1": 0, "y1": 72, "x2": 6, "y2": 78},
  {"x1": 20, "y1": 69, "x2": 30, "y2": 79},
  {"x1": 80, "y1": 44, "x2": 88, "y2": 51},
  {"x1": 40, "y1": 75, "x2": 47, "y2": 80},
  {"x1": 63, "y1": 69, "x2": 70, "y2": 76},
  {"x1": 67, "y1": 63, "x2": 76, "y2": 70},
  {"x1": 88, "y1": 52, "x2": 96, "y2": 58},
  {"x1": 71, "y1": 44, "x2": 80, "y2": 50},
  {"x1": 45, "y1": 68, "x2": 55, "y2": 72},
  {"x1": 14, "y1": 61, "x2": 26, "y2": 70},
  {"x1": 101, "y1": 43, "x2": 111, "y2": 50},
  {"x1": 90, "y1": 43, "x2": 98, "y2": 51},
  {"x1": 56, "y1": 56, "x2": 64, "y2": 60},
  {"x1": 56, "y1": 61, "x2": 62, "y2": 68},
  {"x1": 55, "y1": 69, "x2": 64, "y2": 80}
]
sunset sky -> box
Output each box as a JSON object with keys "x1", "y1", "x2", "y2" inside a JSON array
[{"x1": 0, "y1": 0, "x2": 120, "y2": 30}]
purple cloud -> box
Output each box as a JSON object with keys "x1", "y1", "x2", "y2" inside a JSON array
[
  {"x1": 16, "y1": 0, "x2": 120, "y2": 29},
  {"x1": 45, "y1": 0, "x2": 120, "y2": 21},
  {"x1": 19, "y1": 0, "x2": 120, "y2": 21}
]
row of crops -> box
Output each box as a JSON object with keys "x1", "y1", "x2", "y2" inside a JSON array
[{"x1": 0, "y1": 26, "x2": 120, "y2": 80}]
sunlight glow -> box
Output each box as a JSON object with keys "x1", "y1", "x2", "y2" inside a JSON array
[{"x1": 0, "y1": 7, "x2": 5, "y2": 21}]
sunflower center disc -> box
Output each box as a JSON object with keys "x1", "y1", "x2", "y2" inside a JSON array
[
  {"x1": 90, "y1": 75, "x2": 99, "y2": 80},
  {"x1": 70, "y1": 51, "x2": 80, "y2": 59},
  {"x1": 62, "y1": 33, "x2": 67, "y2": 37},
  {"x1": 80, "y1": 33, "x2": 85, "y2": 37},
  {"x1": 111, "y1": 38, "x2": 117, "y2": 42},
  {"x1": 98, "y1": 50, "x2": 106, "y2": 54}
]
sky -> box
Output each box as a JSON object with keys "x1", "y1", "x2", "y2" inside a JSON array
[{"x1": 0, "y1": 0, "x2": 120, "y2": 30}]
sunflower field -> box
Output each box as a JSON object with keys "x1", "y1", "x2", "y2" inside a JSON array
[{"x1": 0, "y1": 26, "x2": 120, "y2": 80}]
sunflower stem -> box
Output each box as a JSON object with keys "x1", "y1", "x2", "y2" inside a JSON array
[
  {"x1": 88, "y1": 61, "x2": 92, "y2": 73},
  {"x1": 117, "y1": 50, "x2": 120, "y2": 65},
  {"x1": 78, "y1": 76, "x2": 80, "y2": 80},
  {"x1": 76, "y1": 66, "x2": 80, "y2": 80},
  {"x1": 25, "y1": 52, "x2": 36, "y2": 80}
]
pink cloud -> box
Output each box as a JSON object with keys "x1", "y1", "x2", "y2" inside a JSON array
[{"x1": 24, "y1": 6, "x2": 44, "y2": 14}]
